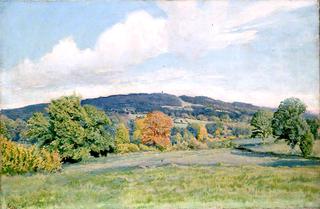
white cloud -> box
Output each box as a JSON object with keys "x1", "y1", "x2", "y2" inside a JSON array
[
  {"x1": 1, "y1": 10, "x2": 167, "y2": 108},
  {"x1": 158, "y1": 0, "x2": 315, "y2": 58}
]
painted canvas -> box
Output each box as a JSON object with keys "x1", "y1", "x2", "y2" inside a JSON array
[{"x1": 1, "y1": 1, "x2": 319, "y2": 208}]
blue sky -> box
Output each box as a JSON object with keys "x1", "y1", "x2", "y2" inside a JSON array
[{"x1": 0, "y1": 0, "x2": 319, "y2": 113}]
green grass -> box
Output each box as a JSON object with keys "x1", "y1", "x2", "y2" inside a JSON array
[{"x1": 2, "y1": 149, "x2": 320, "y2": 209}]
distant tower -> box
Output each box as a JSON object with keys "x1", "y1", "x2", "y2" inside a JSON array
[{"x1": 161, "y1": 91, "x2": 164, "y2": 94}]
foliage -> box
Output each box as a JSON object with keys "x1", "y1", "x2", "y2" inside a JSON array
[
  {"x1": 229, "y1": 125, "x2": 251, "y2": 137},
  {"x1": 306, "y1": 118, "x2": 320, "y2": 140},
  {"x1": 25, "y1": 112, "x2": 51, "y2": 145},
  {"x1": 115, "y1": 123, "x2": 130, "y2": 146},
  {"x1": 116, "y1": 143, "x2": 140, "y2": 154},
  {"x1": 187, "y1": 123, "x2": 208, "y2": 141},
  {"x1": 0, "y1": 115, "x2": 27, "y2": 142},
  {"x1": 272, "y1": 98, "x2": 310, "y2": 149},
  {"x1": 188, "y1": 138, "x2": 208, "y2": 150},
  {"x1": 82, "y1": 105, "x2": 114, "y2": 156},
  {"x1": 0, "y1": 117, "x2": 9, "y2": 138},
  {"x1": 133, "y1": 117, "x2": 145, "y2": 143},
  {"x1": 138, "y1": 144, "x2": 158, "y2": 152},
  {"x1": 25, "y1": 96, "x2": 113, "y2": 162},
  {"x1": 205, "y1": 122, "x2": 223, "y2": 136},
  {"x1": 250, "y1": 110, "x2": 273, "y2": 139},
  {"x1": 182, "y1": 129, "x2": 195, "y2": 143},
  {"x1": 1, "y1": 136, "x2": 61, "y2": 175},
  {"x1": 141, "y1": 111, "x2": 173, "y2": 149},
  {"x1": 171, "y1": 132, "x2": 183, "y2": 144},
  {"x1": 172, "y1": 141, "x2": 190, "y2": 150},
  {"x1": 299, "y1": 130, "x2": 314, "y2": 157},
  {"x1": 197, "y1": 124, "x2": 208, "y2": 141},
  {"x1": 207, "y1": 140, "x2": 236, "y2": 149}
]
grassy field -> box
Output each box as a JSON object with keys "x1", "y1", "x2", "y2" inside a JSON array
[{"x1": 2, "y1": 148, "x2": 320, "y2": 209}]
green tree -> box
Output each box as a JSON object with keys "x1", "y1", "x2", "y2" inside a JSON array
[
  {"x1": 25, "y1": 96, "x2": 113, "y2": 162},
  {"x1": 272, "y1": 98, "x2": 313, "y2": 156},
  {"x1": 250, "y1": 110, "x2": 273, "y2": 140},
  {"x1": 115, "y1": 123, "x2": 130, "y2": 145},
  {"x1": 299, "y1": 130, "x2": 314, "y2": 157},
  {"x1": 25, "y1": 112, "x2": 52, "y2": 145},
  {"x1": 83, "y1": 105, "x2": 113, "y2": 156},
  {"x1": 306, "y1": 118, "x2": 320, "y2": 140}
]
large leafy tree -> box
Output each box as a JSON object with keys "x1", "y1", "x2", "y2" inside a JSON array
[
  {"x1": 141, "y1": 111, "x2": 173, "y2": 149},
  {"x1": 250, "y1": 110, "x2": 273, "y2": 139},
  {"x1": 272, "y1": 98, "x2": 313, "y2": 156},
  {"x1": 25, "y1": 96, "x2": 113, "y2": 161}
]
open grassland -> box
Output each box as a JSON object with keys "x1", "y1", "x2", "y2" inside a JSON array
[{"x1": 2, "y1": 149, "x2": 320, "y2": 209}]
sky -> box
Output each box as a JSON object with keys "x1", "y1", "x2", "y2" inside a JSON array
[{"x1": 0, "y1": 0, "x2": 319, "y2": 113}]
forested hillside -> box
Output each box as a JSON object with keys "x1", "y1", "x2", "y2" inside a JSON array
[{"x1": 1, "y1": 93, "x2": 269, "y2": 121}]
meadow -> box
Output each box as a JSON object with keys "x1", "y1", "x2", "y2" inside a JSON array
[{"x1": 2, "y1": 144, "x2": 320, "y2": 209}]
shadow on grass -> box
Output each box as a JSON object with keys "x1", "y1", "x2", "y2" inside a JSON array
[
  {"x1": 232, "y1": 147, "x2": 320, "y2": 167},
  {"x1": 260, "y1": 160, "x2": 320, "y2": 167}
]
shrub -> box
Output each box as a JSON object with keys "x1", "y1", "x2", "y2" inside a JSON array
[
  {"x1": 116, "y1": 143, "x2": 140, "y2": 154},
  {"x1": 1, "y1": 137, "x2": 61, "y2": 175},
  {"x1": 188, "y1": 138, "x2": 208, "y2": 150},
  {"x1": 225, "y1": 136, "x2": 237, "y2": 140},
  {"x1": 172, "y1": 141, "x2": 190, "y2": 151},
  {"x1": 138, "y1": 144, "x2": 158, "y2": 152},
  {"x1": 207, "y1": 140, "x2": 236, "y2": 149}
]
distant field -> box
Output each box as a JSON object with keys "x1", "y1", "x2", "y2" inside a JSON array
[{"x1": 2, "y1": 148, "x2": 320, "y2": 209}]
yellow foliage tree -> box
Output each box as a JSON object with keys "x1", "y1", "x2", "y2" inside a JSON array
[
  {"x1": 133, "y1": 117, "x2": 145, "y2": 143},
  {"x1": 197, "y1": 124, "x2": 208, "y2": 142}
]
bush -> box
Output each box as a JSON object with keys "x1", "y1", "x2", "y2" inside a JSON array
[
  {"x1": 138, "y1": 144, "x2": 158, "y2": 152},
  {"x1": 188, "y1": 138, "x2": 208, "y2": 150},
  {"x1": 1, "y1": 137, "x2": 61, "y2": 175},
  {"x1": 172, "y1": 141, "x2": 190, "y2": 151},
  {"x1": 207, "y1": 140, "x2": 236, "y2": 149},
  {"x1": 299, "y1": 131, "x2": 314, "y2": 157},
  {"x1": 116, "y1": 143, "x2": 140, "y2": 154}
]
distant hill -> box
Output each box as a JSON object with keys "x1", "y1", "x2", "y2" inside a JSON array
[{"x1": 0, "y1": 93, "x2": 273, "y2": 121}]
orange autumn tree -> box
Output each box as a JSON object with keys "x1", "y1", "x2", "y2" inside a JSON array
[{"x1": 141, "y1": 111, "x2": 173, "y2": 149}]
